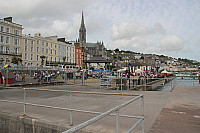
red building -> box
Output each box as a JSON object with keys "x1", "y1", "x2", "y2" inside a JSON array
[{"x1": 75, "y1": 46, "x2": 82, "y2": 69}]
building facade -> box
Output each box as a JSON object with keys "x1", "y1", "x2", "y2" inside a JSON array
[
  {"x1": 75, "y1": 45, "x2": 82, "y2": 69},
  {"x1": 0, "y1": 17, "x2": 23, "y2": 66}
]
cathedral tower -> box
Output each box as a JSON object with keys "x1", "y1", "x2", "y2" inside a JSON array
[{"x1": 79, "y1": 11, "x2": 86, "y2": 48}]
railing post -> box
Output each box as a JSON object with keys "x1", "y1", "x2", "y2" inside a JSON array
[
  {"x1": 171, "y1": 78, "x2": 173, "y2": 90},
  {"x1": 145, "y1": 78, "x2": 146, "y2": 91},
  {"x1": 23, "y1": 88, "x2": 26, "y2": 116},
  {"x1": 69, "y1": 92, "x2": 73, "y2": 126},
  {"x1": 193, "y1": 78, "x2": 194, "y2": 86},
  {"x1": 74, "y1": 72, "x2": 76, "y2": 85},
  {"x1": 121, "y1": 78, "x2": 122, "y2": 90},
  {"x1": 116, "y1": 109, "x2": 120, "y2": 133},
  {"x1": 141, "y1": 95, "x2": 144, "y2": 133}
]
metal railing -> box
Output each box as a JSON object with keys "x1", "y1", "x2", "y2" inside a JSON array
[
  {"x1": 0, "y1": 88, "x2": 144, "y2": 133},
  {"x1": 100, "y1": 76, "x2": 200, "y2": 91},
  {"x1": 100, "y1": 76, "x2": 176, "y2": 91}
]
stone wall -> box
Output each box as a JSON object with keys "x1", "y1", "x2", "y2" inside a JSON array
[{"x1": 0, "y1": 112, "x2": 66, "y2": 133}]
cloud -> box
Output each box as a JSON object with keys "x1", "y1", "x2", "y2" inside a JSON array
[
  {"x1": 111, "y1": 22, "x2": 166, "y2": 40},
  {"x1": 109, "y1": 22, "x2": 165, "y2": 53},
  {"x1": 157, "y1": 35, "x2": 190, "y2": 53}
]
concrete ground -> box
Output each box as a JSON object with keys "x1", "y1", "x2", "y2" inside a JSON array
[{"x1": 0, "y1": 83, "x2": 199, "y2": 133}]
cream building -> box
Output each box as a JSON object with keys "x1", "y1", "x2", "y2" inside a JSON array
[
  {"x1": 0, "y1": 17, "x2": 23, "y2": 66},
  {"x1": 22, "y1": 34, "x2": 59, "y2": 66}
]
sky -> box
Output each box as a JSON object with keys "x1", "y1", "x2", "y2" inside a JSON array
[{"x1": 0, "y1": 0, "x2": 200, "y2": 62}]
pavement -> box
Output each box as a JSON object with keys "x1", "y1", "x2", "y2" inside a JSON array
[{"x1": 0, "y1": 81, "x2": 200, "y2": 133}]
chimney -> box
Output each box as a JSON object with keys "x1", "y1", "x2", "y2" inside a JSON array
[{"x1": 4, "y1": 17, "x2": 12, "y2": 22}]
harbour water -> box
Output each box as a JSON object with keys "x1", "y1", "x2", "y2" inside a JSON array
[{"x1": 158, "y1": 77, "x2": 200, "y2": 91}]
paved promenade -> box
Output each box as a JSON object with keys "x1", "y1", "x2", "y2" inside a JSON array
[{"x1": 0, "y1": 82, "x2": 199, "y2": 132}]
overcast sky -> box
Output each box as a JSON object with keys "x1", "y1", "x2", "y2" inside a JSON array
[{"x1": 1, "y1": 0, "x2": 200, "y2": 62}]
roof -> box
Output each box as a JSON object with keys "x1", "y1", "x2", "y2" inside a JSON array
[
  {"x1": 84, "y1": 55, "x2": 111, "y2": 63},
  {"x1": 86, "y1": 43, "x2": 97, "y2": 47}
]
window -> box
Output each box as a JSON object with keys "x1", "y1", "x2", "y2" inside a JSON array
[
  {"x1": 14, "y1": 30, "x2": 19, "y2": 35},
  {"x1": 55, "y1": 57, "x2": 56, "y2": 62},
  {"x1": 0, "y1": 46, "x2": 3, "y2": 53},
  {"x1": 1, "y1": 26, "x2": 4, "y2": 32},
  {"x1": 37, "y1": 55, "x2": 39, "y2": 61},
  {"x1": 51, "y1": 49, "x2": 52, "y2": 54},
  {"x1": 70, "y1": 53, "x2": 71, "y2": 57},
  {"x1": 46, "y1": 49, "x2": 48, "y2": 54},
  {"x1": 79, "y1": 49, "x2": 81, "y2": 53},
  {"x1": 6, "y1": 46, "x2": 10, "y2": 53},
  {"x1": 25, "y1": 39, "x2": 28, "y2": 44},
  {"x1": 37, "y1": 47, "x2": 39, "y2": 52},
  {"x1": 55, "y1": 50, "x2": 56, "y2": 55},
  {"x1": 31, "y1": 40, "x2": 34, "y2": 45},
  {"x1": 31, "y1": 46, "x2": 33, "y2": 52},
  {"x1": 25, "y1": 53, "x2": 27, "y2": 60},
  {"x1": 14, "y1": 38, "x2": 19, "y2": 45},
  {"x1": 31, "y1": 54, "x2": 33, "y2": 61},
  {"x1": 46, "y1": 56, "x2": 48, "y2": 61},
  {"x1": 42, "y1": 41, "x2": 44, "y2": 46},
  {"x1": 55, "y1": 44, "x2": 57, "y2": 48},
  {"x1": 77, "y1": 54, "x2": 78, "y2": 58},
  {"x1": 6, "y1": 37, "x2": 9, "y2": 44},
  {"x1": 37, "y1": 40, "x2": 39, "y2": 45},
  {"x1": 77, "y1": 49, "x2": 78, "y2": 52},
  {"x1": 50, "y1": 57, "x2": 52, "y2": 62},
  {"x1": 51, "y1": 43, "x2": 52, "y2": 47},
  {"x1": 46, "y1": 43, "x2": 48, "y2": 46},
  {"x1": 25, "y1": 45, "x2": 27, "y2": 52},
  {"x1": 1, "y1": 35, "x2": 4, "y2": 42},
  {"x1": 42, "y1": 48, "x2": 44, "y2": 53},
  {"x1": 77, "y1": 59, "x2": 78, "y2": 64},
  {"x1": 6, "y1": 28, "x2": 9, "y2": 33},
  {"x1": 59, "y1": 58, "x2": 60, "y2": 62},
  {"x1": 15, "y1": 48, "x2": 18, "y2": 54}
]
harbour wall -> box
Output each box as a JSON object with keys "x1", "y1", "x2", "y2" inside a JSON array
[{"x1": 0, "y1": 112, "x2": 66, "y2": 133}]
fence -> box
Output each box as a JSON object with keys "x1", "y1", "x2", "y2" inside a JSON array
[
  {"x1": 100, "y1": 76, "x2": 176, "y2": 91},
  {"x1": 100, "y1": 76, "x2": 200, "y2": 91},
  {"x1": 0, "y1": 88, "x2": 144, "y2": 133}
]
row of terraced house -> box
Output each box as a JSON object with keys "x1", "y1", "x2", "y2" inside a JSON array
[{"x1": 0, "y1": 15, "x2": 105, "y2": 69}]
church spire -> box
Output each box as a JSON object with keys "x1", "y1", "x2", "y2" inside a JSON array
[
  {"x1": 80, "y1": 11, "x2": 86, "y2": 30},
  {"x1": 79, "y1": 11, "x2": 86, "y2": 48}
]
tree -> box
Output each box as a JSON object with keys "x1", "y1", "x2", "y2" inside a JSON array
[
  {"x1": 40, "y1": 55, "x2": 45, "y2": 66},
  {"x1": 62, "y1": 56, "x2": 66, "y2": 65},
  {"x1": 11, "y1": 56, "x2": 19, "y2": 65},
  {"x1": 140, "y1": 56, "x2": 144, "y2": 59},
  {"x1": 114, "y1": 48, "x2": 119, "y2": 53}
]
